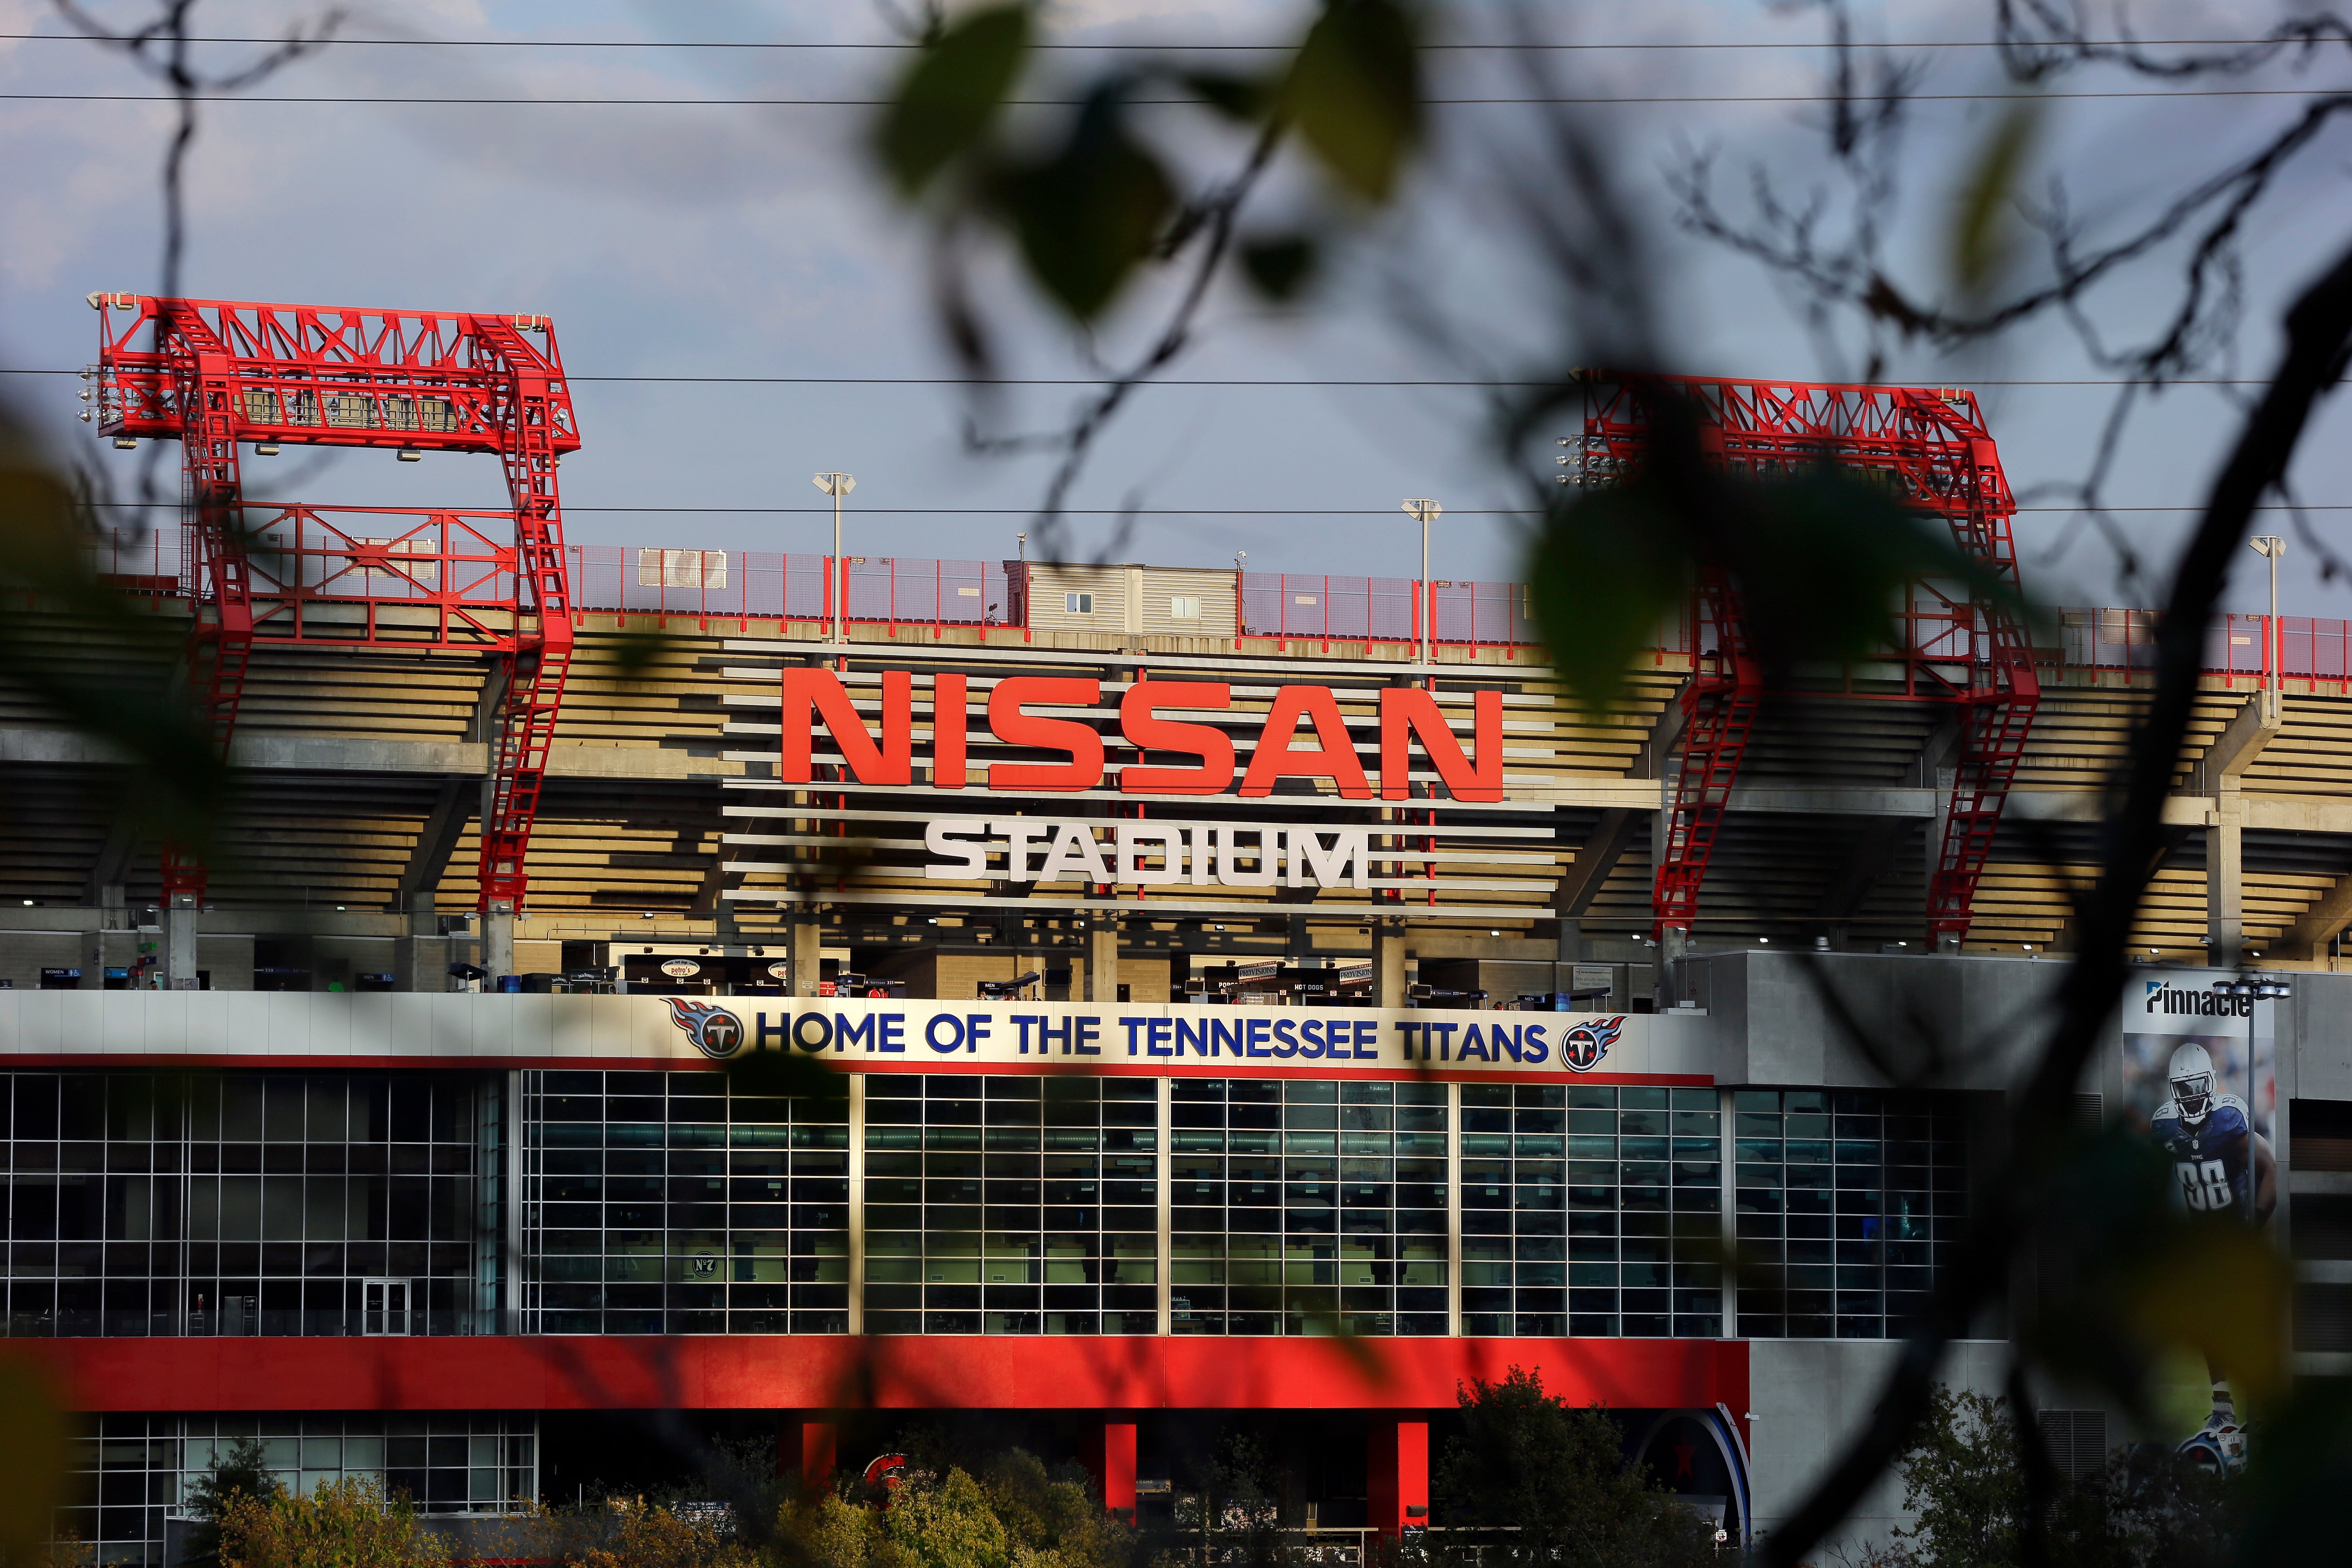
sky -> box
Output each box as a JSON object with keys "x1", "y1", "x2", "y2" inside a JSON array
[{"x1": 5, "y1": 0, "x2": 2352, "y2": 615}]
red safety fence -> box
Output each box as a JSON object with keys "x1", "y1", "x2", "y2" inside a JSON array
[
  {"x1": 80, "y1": 524, "x2": 2352, "y2": 677},
  {"x1": 2061, "y1": 608, "x2": 2352, "y2": 681},
  {"x1": 1235, "y1": 573, "x2": 1611, "y2": 652}
]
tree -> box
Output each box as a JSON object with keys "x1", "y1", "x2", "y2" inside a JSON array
[
  {"x1": 1885, "y1": 1387, "x2": 2234, "y2": 1568},
  {"x1": 216, "y1": 1476, "x2": 444, "y2": 1568},
  {"x1": 879, "y1": 1468, "x2": 1009, "y2": 1568},
  {"x1": 183, "y1": 1436, "x2": 281, "y2": 1568},
  {"x1": 576, "y1": 1498, "x2": 760, "y2": 1568},
  {"x1": 1431, "y1": 1367, "x2": 1716, "y2": 1568}
]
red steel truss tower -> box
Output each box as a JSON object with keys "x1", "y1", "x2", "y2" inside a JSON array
[
  {"x1": 90, "y1": 293, "x2": 582, "y2": 914},
  {"x1": 1571, "y1": 376, "x2": 2040, "y2": 945}
]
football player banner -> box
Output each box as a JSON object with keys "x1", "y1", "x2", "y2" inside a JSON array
[
  {"x1": 2123, "y1": 975, "x2": 2277, "y2": 1225},
  {"x1": 657, "y1": 997, "x2": 1705, "y2": 1081},
  {"x1": 2119, "y1": 972, "x2": 2280, "y2": 1457}
]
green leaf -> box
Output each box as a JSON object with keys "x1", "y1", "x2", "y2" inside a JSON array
[
  {"x1": 1239, "y1": 235, "x2": 1318, "y2": 300},
  {"x1": 874, "y1": 5, "x2": 1032, "y2": 197},
  {"x1": 997, "y1": 86, "x2": 1175, "y2": 319},
  {"x1": 1531, "y1": 451, "x2": 2036, "y2": 716},
  {"x1": 1528, "y1": 482, "x2": 1694, "y2": 715},
  {"x1": 1283, "y1": 0, "x2": 1422, "y2": 202}
]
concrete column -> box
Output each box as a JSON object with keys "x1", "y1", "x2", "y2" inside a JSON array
[
  {"x1": 1655, "y1": 926, "x2": 1688, "y2": 1006},
  {"x1": 789, "y1": 912, "x2": 823, "y2": 997},
  {"x1": 397, "y1": 895, "x2": 447, "y2": 993},
  {"x1": 1366, "y1": 1416, "x2": 1429, "y2": 1536},
  {"x1": 1373, "y1": 918, "x2": 1408, "y2": 1009},
  {"x1": 481, "y1": 902, "x2": 515, "y2": 983},
  {"x1": 777, "y1": 1416, "x2": 836, "y2": 1494},
  {"x1": 2209, "y1": 786, "x2": 2247, "y2": 968},
  {"x1": 1086, "y1": 917, "x2": 1120, "y2": 1003},
  {"x1": 162, "y1": 893, "x2": 200, "y2": 990},
  {"x1": 1088, "y1": 1417, "x2": 1137, "y2": 1520}
]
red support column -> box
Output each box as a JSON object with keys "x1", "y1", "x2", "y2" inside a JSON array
[
  {"x1": 778, "y1": 1415, "x2": 838, "y2": 1494},
  {"x1": 1092, "y1": 1416, "x2": 1137, "y2": 1520},
  {"x1": 1367, "y1": 1416, "x2": 1429, "y2": 1537}
]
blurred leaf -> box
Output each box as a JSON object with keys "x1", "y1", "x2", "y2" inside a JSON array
[
  {"x1": 997, "y1": 85, "x2": 1174, "y2": 319},
  {"x1": 1950, "y1": 97, "x2": 2044, "y2": 299},
  {"x1": 2236, "y1": 1378, "x2": 2352, "y2": 1566},
  {"x1": 1527, "y1": 482, "x2": 1695, "y2": 714},
  {"x1": 724, "y1": 1045, "x2": 848, "y2": 1112},
  {"x1": 1239, "y1": 235, "x2": 1319, "y2": 300},
  {"x1": 1530, "y1": 448, "x2": 2032, "y2": 714},
  {"x1": 2128, "y1": 1219, "x2": 2290, "y2": 1413},
  {"x1": 1282, "y1": 0, "x2": 1422, "y2": 203},
  {"x1": 0, "y1": 1359, "x2": 70, "y2": 1562},
  {"x1": 875, "y1": 4, "x2": 1031, "y2": 196},
  {"x1": 0, "y1": 408, "x2": 232, "y2": 856},
  {"x1": 606, "y1": 626, "x2": 680, "y2": 685},
  {"x1": 1727, "y1": 467, "x2": 2029, "y2": 666},
  {"x1": 1181, "y1": 69, "x2": 1274, "y2": 122}
]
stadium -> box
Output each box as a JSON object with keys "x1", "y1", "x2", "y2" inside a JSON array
[{"x1": 2, "y1": 295, "x2": 2349, "y2": 1559}]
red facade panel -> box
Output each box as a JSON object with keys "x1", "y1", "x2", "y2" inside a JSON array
[{"x1": 19, "y1": 1336, "x2": 1745, "y2": 1421}]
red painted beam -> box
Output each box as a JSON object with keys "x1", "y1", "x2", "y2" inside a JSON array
[{"x1": 15, "y1": 1336, "x2": 1745, "y2": 1417}]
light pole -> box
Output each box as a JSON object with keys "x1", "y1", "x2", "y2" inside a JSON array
[
  {"x1": 814, "y1": 472, "x2": 855, "y2": 642},
  {"x1": 1402, "y1": 499, "x2": 1441, "y2": 664},
  {"x1": 2249, "y1": 535, "x2": 2284, "y2": 689},
  {"x1": 2212, "y1": 969, "x2": 2289, "y2": 1148}
]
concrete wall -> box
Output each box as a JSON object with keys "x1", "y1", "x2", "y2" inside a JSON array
[
  {"x1": 2286, "y1": 971, "x2": 2352, "y2": 1101},
  {"x1": 1749, "y1": 1339, "x2": 2010, "y2": 1556},
  {"x1": 1682, "y1": 951, "x2": 2064, "y2": 1091}
]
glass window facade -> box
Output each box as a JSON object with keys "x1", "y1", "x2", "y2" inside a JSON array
[
  {"x1": 1550, "y1": 1084, "x2": 1723, "y2": 1339},
  {"x1": 67, "y1": 1414, "x2": 535, "y2": 1567},
  {"x1": 0, "y1": 1068, "x2": 1981, "y2": 1345},
  {"x1": 1168, "y1": 1079, "x2": 1447, "y2": 1338},
  {"x1": 1, "y1": 1072, "x2": 498, "y2": 1337},
  {"x1": 519, "y1": 1069, "x2": 851, "y2": 1334},
  {"x1": 863, "y1": 1073, "x2": 1158, "y2": 1335},
  {"x1": 1732, "y1": 1088, "x2": 1970, "y2": 1339}
]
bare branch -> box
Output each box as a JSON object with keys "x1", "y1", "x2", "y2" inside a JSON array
[
  {"x1": 965, "y1": 117, "x2": 1287, "y2": 555},
  {"x1": 50, "y1": 0, "x2": 344, "y2": 510}
]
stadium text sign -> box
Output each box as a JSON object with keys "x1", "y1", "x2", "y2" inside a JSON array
[
  {"x1": 778, "y1": 668, "x2": 1503, "y2": 801},
  {"x1": 661, "y1": 998, "x2": 1706, "y2": 1080},
  {"x1": 921, "y1": 817, "x2": 1366, "y2": 888}
]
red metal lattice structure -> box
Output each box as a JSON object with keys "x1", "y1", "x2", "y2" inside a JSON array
[
  {"x1": 1573, "y1": 376, "x2": 2039, "y2": 944},
  {"x1": 90, "y1": 293, "x2": 581, "y2": 913}
]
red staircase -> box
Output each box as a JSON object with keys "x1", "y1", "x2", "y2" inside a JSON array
[
  {"x1": 1572, "y1": 377, "x2": 2040, "y2": 945},
  {"x1": 91, "y1": 294, "x2": 583, "y2": 914}
]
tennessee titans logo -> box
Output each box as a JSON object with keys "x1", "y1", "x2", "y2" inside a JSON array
[
  {"x1": 666, "y1": 998, "x2": 747, "y2": 1059},
  {"x1": 1561, "y1": 1015, "x2": 1625, "y2": 1073}
]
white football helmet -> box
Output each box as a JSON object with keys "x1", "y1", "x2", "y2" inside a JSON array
[{"x1": 2169, "y1": 1042, "x2": 2217, "y2": 1127}]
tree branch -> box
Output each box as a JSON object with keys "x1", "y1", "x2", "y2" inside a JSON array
[{"x1": 1762, "y1": 232, "x2": 2352, "y2": 1568}]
